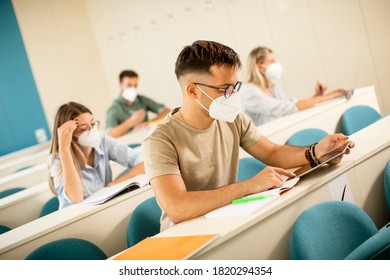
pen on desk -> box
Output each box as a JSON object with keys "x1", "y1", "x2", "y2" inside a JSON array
[{"x1": 232, "y1": 194, "x2": 275, "y2": 204}]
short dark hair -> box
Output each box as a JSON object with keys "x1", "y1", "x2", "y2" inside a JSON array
[
  {"x1": 174, "y1": 40, "x2": 241, "y2": 79},
  {"x1": 119, "y1": 70, "x2": 138, "y2": 82}
]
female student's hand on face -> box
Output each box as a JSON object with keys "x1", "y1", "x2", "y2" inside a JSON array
[{"x1": 57, "y1": 120, "x2": 78, "y2": 149}]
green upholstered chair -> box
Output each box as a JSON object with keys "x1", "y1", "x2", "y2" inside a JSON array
[
  {"x1": 0, "y1": 225, "x2": 11, "y2": 235},
  {"x1": 0, "y1": 187, "x2": 26, "y2": 199},
  {"x1": 39, "y1": 197, "x2": 59, "y2": 217},
  {"x1": 341, "y1": 105, "x2": 381, "y2": 136},
  {"x1": 128, "y1": 143, "x2": 141, "y2": 149},
  {"x1": 345, "y1": 225, "x2": 390, "y2": 260},
  {"x1": 237, "y1": 157, "x2": 267, "y2": 182},
  {"x1": 286, "y1": 128, "x2": 328, "y2": 146},
  {"x1": 14, "y1": 165, "x2": 33, "y2": 173},
  {"x1": 127, "y1": 196, "x2": 162, "y2": 247},
  {"x1": 25, "y1": 238, "x2": 107, "y2": 260},
  {"x1": 290, "y1": 201, "x2": 390, "y2": 259}
]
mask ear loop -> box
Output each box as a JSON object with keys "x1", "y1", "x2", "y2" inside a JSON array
[
  {"x1": 194, "y1": 85, "x2": 215, "y2": 112},
  {"x1": 195, "y1": 84, "x2": 215, "y2": 102}
]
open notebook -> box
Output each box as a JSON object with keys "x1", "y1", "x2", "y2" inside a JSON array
[
  {"x1": 112, "y1": 234, "x2": 219, "y2": 260},
  {"x1": 80, "y1": 174, "x2": 148, "y2": 205},
  {"x1": 205, "y1": 178, "x2": 300, "y2": 218}
]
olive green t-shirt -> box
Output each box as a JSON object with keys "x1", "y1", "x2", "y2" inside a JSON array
[
  {"x1": 142, "y1": 107, "x2": 262, "y2": 231},
  {"x1": 105, "y1": 95, "x2": 166, "y2": 130}
]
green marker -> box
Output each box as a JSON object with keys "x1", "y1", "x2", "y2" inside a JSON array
[{"x1": 232, "y1": 194, "x2": 275, "y2": 204}]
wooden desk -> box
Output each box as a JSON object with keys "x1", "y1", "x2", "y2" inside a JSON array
[
  {"x1": 0, "y1": 142, "x2": 140, "y2": 193},
  {"x1": 348, "y1": 115, "x2": 390, "y2": 227},
  {"x1": 237, "y1": 85, "x2": 380, "y2": 158},
  {"x1": 153, "y1": 116, "x2": 390, "y2": 260},
  {"x1": 0, "y1": 185, "x2": 154, "y2": 260},
  {"x1": 0, "y1": 126, "x2": 148, "y2": 180},
  {"x1": 0, "y1": 163, "x2": 48, "y2": 192},
  {"x1": 0, "y1": 142, "x2": 50, "y2": 166},
  {"x1": 259, "y1": 85, "x2": 380, "y2": 144},
  {"x1": 0, "y1": 182, "x2": 53, "y2": 229},
  {"x1": 0, "y1": 158, "x2": 131, "y2": 231},
  {"x1": 0, "y1": 149, "x2": 49, "y2": 178}
]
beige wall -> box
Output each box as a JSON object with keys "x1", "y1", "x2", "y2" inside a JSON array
[
  {"x1": 12, "y1": 0, "x2": 111, "y2": 129},
  {"x1": 12, "y1": 0, "x2": 390, "y2": 131}
]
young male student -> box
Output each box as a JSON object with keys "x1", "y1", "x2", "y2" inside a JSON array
[
  {"x1": 106, "y1": 70, "x2": 170, "y2": 137},
  {"x1": 142, "y1": 40, "x2": 354, "y2": 231}
]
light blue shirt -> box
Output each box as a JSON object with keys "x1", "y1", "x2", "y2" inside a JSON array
[
  {"x1": 240, "y1": 83, "x2": 298, "y2": 126},
  {"x1": 49, "y1": 133, "x2": 143, "y2": 209}
]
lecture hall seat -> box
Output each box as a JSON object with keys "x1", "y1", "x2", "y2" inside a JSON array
[
  {"x1": 237, "y1": 157, "x2": 267, "y2": 182},
  {"x1": 286, "y1": 128, "x2": 328, "y2": 146},
  {"x1": 25, "y1": 238, "x2": 107, "y2": 260},
  {"x1": 290, "y1": 201, "x2": 390, "y2": 260},
  {"x1": 39, "y1": 196, "x2": 60, "y2": 217},
  {"x1": 0, "y1": 225, "x2": 11, "y2": 235},
  {"x1": 340, "y1": 105, "x2": 381, "y2": 136},
  {"x1": 0, "y1": 187, "x2": 26, "y2": 199},
  {"x1": 127, "y1": 196, "x2": 162, "y2": 248}
]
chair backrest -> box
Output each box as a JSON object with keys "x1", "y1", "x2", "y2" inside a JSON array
[
  {"x1": 384, "y1": 160, "x2": 390, "y2": 219},
  {"x1": 14, "y1": 165, "x2": 33, "y2": 173},
  {"x1": 0, "y1": 225, "x2": 11, "y2": 235},
  {"x1": 127, "y1": 196, "x2": 162, "y2": 247},
  {"x1": 341, "y1": 105, "x2": 381, "y2": 135},
  {"x1": 346, "y1": 225, "x2": 390, "y2": 260},
  {"x1": 25, "y1": 238, "x2": 107, "y2": 260},
  {"x1": 128, "y1": 143, "x2": 141, "y2": 149},
  {"x1": 0, "y1": 187, "x2": 26, "y2": 199},
  {"x1": 238, "y1": 157, "x2": 267, "y2": 182},
  {"x1": 290, "y1": 201, "x2": 378, "y2": 260},
  {"x1": 39, "y1": 196, "x2": 59, "y2": 217},
  {"x1": 286, "y1": 128, "x2": 328, "y2": 146}
]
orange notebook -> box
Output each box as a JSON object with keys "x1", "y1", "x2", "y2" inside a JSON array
[{"x1": 113, "y1": 234, "x2": 219, "y2": 260}]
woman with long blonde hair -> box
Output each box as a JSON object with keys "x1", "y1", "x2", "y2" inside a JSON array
[
  {"x1": 48, "y1": 102, "x2": 144, "y2": 209},
  {"x1": 240, "y1": 46, "x2": 348, "y2": 126}
]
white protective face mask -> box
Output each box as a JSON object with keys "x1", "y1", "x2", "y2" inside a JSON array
[
  {"x1": 265, "y1": 62, "x2": 283, "y2": 83},
  {"x1": 195, "y1": 85, "x2": 241, "y2": 123},
  {"x1": 78, "y1": 126, "x2": 101, "y2": 149},
  {"x1": 122, "y1": 87, "x2": 138, "y2": 102}
]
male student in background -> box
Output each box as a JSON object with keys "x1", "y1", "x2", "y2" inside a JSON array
[
  {"x1": 106, "y1": 70, "x2": 170, "y2": 137},
  {"x1": 142, "y1": 40, "x2": 355, "y2": 231}
]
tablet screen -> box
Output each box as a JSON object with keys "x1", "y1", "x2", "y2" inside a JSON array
[{"x1": 293, "y1": 142, "x2": 351, "y2": 178}]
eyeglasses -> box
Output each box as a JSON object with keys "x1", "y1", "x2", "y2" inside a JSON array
[
  {"x1": 75, "y1": 120, "x2": 100, "y2": 134},
  {"x1": 194, "y1": 81, "x2": 242, "y2": 98}
]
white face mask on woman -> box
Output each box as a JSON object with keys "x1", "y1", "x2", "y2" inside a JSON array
[
  {"x1": 78, "y1": 126, "x2": 101, "y2": 149},
  {"x1": 195, "y1": 85, "x2": 241, "y2": 123},
  {"x1": 122, "y1": 87, "x2": 138, "y2": 102},
  {"x1": 265, "y1": 62, "x2": 283, "y2": 83}
]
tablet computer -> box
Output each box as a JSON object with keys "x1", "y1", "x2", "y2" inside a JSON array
[{"x1": 292, "y1": 141, "x2": 352, "y2": 178}]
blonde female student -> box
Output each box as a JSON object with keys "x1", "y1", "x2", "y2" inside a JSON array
[
  {"x1": 48, "y1": 102, "x2": 144, "y2": 209},
  {"x1": 240, "y1": 46, "x2": 348, "y2": 126}
]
